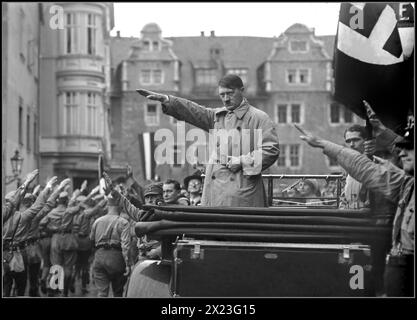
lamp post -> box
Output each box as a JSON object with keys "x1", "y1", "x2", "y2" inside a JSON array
[{"x1": 5, "y1": 150, "x2": 24, "y2": 187}]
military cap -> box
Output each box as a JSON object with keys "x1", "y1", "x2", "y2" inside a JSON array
[{"x1": 144, "y1": 183, "x2": 163, "y2": 197}]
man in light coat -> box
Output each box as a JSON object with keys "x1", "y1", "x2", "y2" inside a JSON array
[{"x1": 137, "y1": 74, "x2": 280, "y2": 207}]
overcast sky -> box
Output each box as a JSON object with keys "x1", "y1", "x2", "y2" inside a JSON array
[{"x1": 110, "y1": 2, "x2": 341, "y2": 38}]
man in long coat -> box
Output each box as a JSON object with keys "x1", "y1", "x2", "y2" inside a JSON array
[{"x1": 137, "y1": 74, "x2": 279, "y2": 207}]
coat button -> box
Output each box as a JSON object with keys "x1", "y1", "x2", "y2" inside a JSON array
[{"x1": 211, "y1": 175, "x2": 216, "y2": 180}]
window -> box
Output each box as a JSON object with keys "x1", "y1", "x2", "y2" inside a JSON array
[
  {"x1": 196, "y1": 69, "x2": 217, "y2": 86},
  {"x1": 289, "y1": 144, "x2": 300, "y2": 167},
  {"x1": 299, "y1": 69, "x2": 309, "y2": 83},
  {"x1": 330, "y1": 103, "x2": 354, "y2": 124},
  {"x1": 287, "y1": 69, "x2": 297, "y2": 84},
  {"x1": 26, "y1": 114, "x2": 31, "y2": 152},
  {"x1": 290, "y1": 40, "x2": 308, "y2": 53},
  {"x1": 286, "y1": 69, "x2": 310, "y2": 84},
  {"x1": 64, "y1": 92, "x2": 79, "y2": 134},
  {"x1": 87, "y1": 14, "x2": 97, "y2": 55},
  {"x1": 140, "y1": 69, "x2": 163, "y2": 85},
  {"x1": 291, "y1": 104, "x2": 301, "y2": 123},
  {"x1": 65, "y1": 13, "x2": 78, "y2": 54},
  {"x1": 87, "y1": 93, "x2": 97, "y2": 136},
  {"x1": 19, "y1": 9, "x2": 26, "y2": 60},
  {"x1": 277, "y1": 144, "x2": 302, "y2": 167},
  {"x1": 145, "y1": 103, "x2": 159, "y2": 126},
  {"x1": 141, "y1": 70, "x2": 151, "y2": 84},
  {"x1": 276, "y1": 103, "x2": 303, "y2": 124},
  {"x1": 153, "y1": 70, "x2": 162, "y2": 84},
  {"x1": 277, "y1": 105, "x2": 287, "y2": 123},
  {"x1": 33, "y1": 119, "x2": 38, "y2": 153},
  {"x1": 344, "y1": 108, "x2": 353, "y2": 123},
  {"x1": 330, "y1": 103, "x2": 340, "y2": 123},
  {"x1": 277, "y1": 145, "x2": 286, "y2": 167},
  {"x1": 19, "y1": 98, "x2": 23, "y2": 145},
  {"x1": 226, "y1": 68, "x2": 248, "y2": 85},
  {"x1": 152, "y1": 41, "x2": 159, "y2": 51},
  {"x1": 143, "y1": 40, "x2": 150, "y2": 51}
]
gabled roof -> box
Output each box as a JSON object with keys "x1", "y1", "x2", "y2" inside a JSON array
[
  {"x1": 110, "y1": 31, "x2": 336, "y2": 71},
  {"x1": 317, "y1": 35, "x2": 336, "y2": 59},
  {"x1": 166, "y1": 36, "x2": 275, "y2": 70},
  {"x1": 110, "y1": 36, "x2": 138, "y2": 68}
]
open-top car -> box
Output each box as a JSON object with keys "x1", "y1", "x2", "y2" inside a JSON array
[{"x1": 125, "y1": 175, "x2": 393, "y2": 297}]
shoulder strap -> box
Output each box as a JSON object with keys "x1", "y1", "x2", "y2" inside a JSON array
[{"x1": 102, "y1": 215, "x2": 121, "y2": 244}]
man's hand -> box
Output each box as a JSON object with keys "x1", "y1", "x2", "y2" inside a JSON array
[
  {"x1": 294, "y1": 124, "x2": 325, "y2": 149},
  {"x1": 102, "y1": 172, "x2": 114, "y2": 195},
  {"x1": 136, "y1": 89, "x2": 169, "y2": 103},
  {"x1": 58, "y1": 178, "x2": 72, "y2": 191},
  {"x1": 32, "y1": 185, "x2": 41, "y2": 196},
  {"x1": 45, "y1": 176, "x2": 58, "y2": 190},
  {"x1": 25, "y1": 169, "x2": 39, "y2": 184},
  {"x1": 363, "y1": 100, "x2": 387, "y2": 137},
  {"x1": 364, "y1": 139, "x2": 376, "y2": 157},
  {"x1": 372, "y1": 155, "x2": 388, "y2": 165},
  {"x1": 89, "y1": 185, "x2": 100, "y2": 196},
  {"x1": 22, "y1": 169, "x2": 39, "y2": 189},
  {"x1": 80, "y1": 180, "x2": 88, "y2": 192},
  {"x1": 226, "y1": 156, "x2": 242, "y2": 173}
]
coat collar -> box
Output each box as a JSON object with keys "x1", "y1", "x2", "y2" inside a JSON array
[{"x1": 215, "y1": 98, "x2": 250, "y2": 120}]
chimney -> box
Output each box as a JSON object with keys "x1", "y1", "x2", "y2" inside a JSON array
[
  {"x1": 200, "y1": 31, "x2": 205, "y2": 37},
  {"x1": 210, "y1": 30, "x2": 215, "y2": 37},
  {"x1": 116, "y1": 30, "x2": 120, "y2": 37}
]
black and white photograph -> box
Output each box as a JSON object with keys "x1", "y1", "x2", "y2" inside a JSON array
[{"x1": 1, "y1": 1, "x2": 414, "y2": 302}]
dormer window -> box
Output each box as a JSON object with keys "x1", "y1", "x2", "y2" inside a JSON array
[
  {"x1": 152, "y1": 41, "x2": 160, "y2": 51},
  {"x1": 210, "y1": 46, "x2": 223, "y2": 59},
  {"x1": 143, "y1": 40, "x2": 150, "y2": 51},
  {"x1": 286, "y1": 68, "x2": 311, "y2": 85},
  {"x1": 289, "y1": 40, "x2": 308, "y2": 53}
]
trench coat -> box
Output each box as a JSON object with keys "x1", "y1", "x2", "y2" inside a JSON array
[{"x1": 162, "y1": 96, "x2": 280, "y2": 207}]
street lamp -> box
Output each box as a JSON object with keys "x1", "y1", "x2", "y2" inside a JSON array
[{"x1": 5, "y1": 150, "x2": 24, "y2": 186}]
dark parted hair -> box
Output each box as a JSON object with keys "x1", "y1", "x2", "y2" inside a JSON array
[
  {"x1": 344, "y1": 124, "x2": 367, "y2": 140},
  {"x1": 218, "y1": 74, "x2": 244, "y2": 90},
  {"x1": 164, "y1": 179, "x2": 181, "y2": 191}
]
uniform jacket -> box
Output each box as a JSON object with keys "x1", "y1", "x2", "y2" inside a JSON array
[
  {"x1": 324, "y1": 141, "x2": 414, "y2": 254},
  {"x1": 90, "y1": 213, "x2": 131, "y2": 264},
  {"x1": 162, "y1": 95, "x2": 280, "y2": 207},
  {"x1": 3, "y1": 187, "x2": 50, "y2": 244}
]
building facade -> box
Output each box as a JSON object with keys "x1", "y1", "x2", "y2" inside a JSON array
[
  {"x1": 2, "y1": 2, "x2": 42, "y2": 198},
  {"x1": 110, "y1": 23, "x2": 362, "y2": 186},
  {"x1": 38, "y1": 2, "x2": 114, "y2": 188},
  {"x1": 2, "y1": 2, "x2": 114, "y2": 199}
]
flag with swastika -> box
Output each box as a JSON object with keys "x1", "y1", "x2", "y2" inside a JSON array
[{"x1": 333, "y1": 2, "x2": 414, "y2": 134}]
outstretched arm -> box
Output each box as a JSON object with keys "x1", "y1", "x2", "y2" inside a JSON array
[
  {"x1": 137, "y1": 88, "x2": 216, "y2": 132},
  {"x1": 295, "y1": 124, "x2": 405, "y2": 201}
]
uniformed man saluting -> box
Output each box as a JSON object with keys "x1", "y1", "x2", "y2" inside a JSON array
[{"x1": 90, "y1": 183, "x2": 131, "y2": 297}]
